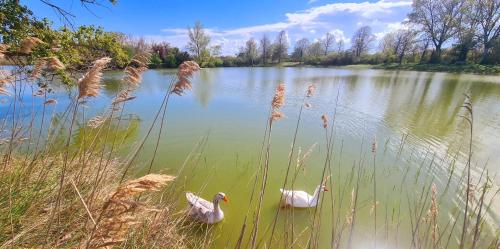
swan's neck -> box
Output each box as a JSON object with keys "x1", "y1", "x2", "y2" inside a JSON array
[
  {"x1": 310, "y1": 186, "x2": 322, "y2": 205},
  {"x1": 213, "y1": 198, "x2": 221, "y2": 215}
]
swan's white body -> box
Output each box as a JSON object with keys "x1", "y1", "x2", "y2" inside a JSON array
[
  {"x1": 279, "y1": 185, "x2": 326, "y2": 208},
  {"x1": 186, "y1": 192, "x2": 225, "y2": 224}
]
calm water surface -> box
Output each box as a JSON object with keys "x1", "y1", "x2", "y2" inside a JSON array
[{"x1": 4, "y1": 67, "x2": 500, "y2": 248}]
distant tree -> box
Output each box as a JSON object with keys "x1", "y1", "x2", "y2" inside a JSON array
[
  {"x1": 260, "y1": 34, "x2": 271, "y2": 64},
  {"x1": 337, "y1": 40, "x2": 344, "y2": 53},
  {"x1": 408, "y1": 0, "x2": 465, "y2": 63},
  {"x1": 292, "y1": 38, "x2": 310, "y2": 63},
  {"x1": 308, "y1": 41, "x2": 325, "y2": 57},
  {"x1": 273, "y1": 30, "x2": 288, "y2": 63},
  {"x1": 471, "y1": 0, "x2": 500, "y2": 64},
  {"x1": 322, "y1": 32, "x2": 335, "y2": 55},
  {"x1": 351, "y1": 26, "x2": 375, "y2": 58},
  {"x1": 394, "y1": 29, "x2": 417, "y2": 64},
  {"x1": 454, "y1": 2, "x2": 479, "y2": 63},
  {"x1": 187, "y1": 21, "x2": 210, "y2": 65},
  {"x1": 417, "y1": 36, "x2": 432, "y2": 63},
  {"x1": 380, "y1": 29, "x2": 417, "y2": 63},
  {"x1": 380, "y1": 33, "x2": 397, "y2": 57},
  {"x1": 211, "y1": 44, "x2": 221, "y2": 57},
  {"x1": 244, "y1": 38, "x2": 259, "y2": 65}
]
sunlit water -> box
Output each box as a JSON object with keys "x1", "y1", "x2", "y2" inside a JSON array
[{"x1": 1, "y1": 67, "x2": 499, "y2": 248}]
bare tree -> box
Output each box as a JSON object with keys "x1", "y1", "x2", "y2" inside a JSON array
[
  {"x1": 260, "y1": 34, "x2": 271, "y2": 64},
  {"x1": 187, "y1": 21, "x2": 210, "y2": 64},
  {"x1": 394, "y1": 29, "x2": 417, "y2": 64},
  {"x1": 273, "y1": 30, "x2": 288, "y2": 63},
  {"x1": 351, "y1": 26, "x2": 375, "y2": 58},
  {"x1": 379, "y1": 29, "x2": 416, "y2": 63},
  {"x1": 244, "y1": 38, "x2": 259, "y2": 65},
  {"x1": 417, "y1": 36, "x2": 432, "y2": 63},
  {"x1": 454, "y1": 5, "x2": 479, "y2": 63},
  {"x1": 292, "y1": 38, "x2": 310, "y2": 63},
  {"x1": 379, "y1": 32, "x2": 397, "y2": 59},
  {"x1": 337, "y1": 40, "x2": 344, "y2": 53},
  {"x1": 308, "y1": 41, "x2": 325, "y2": 57},
  {"x1": 472, "y1": 0, "x2": 500, "y2": 63},
  {"x1": 408, "y1": 0, "x2": 465, "y2": 63},
  {"x1": 322, "y1": 32, "x2": 335, "y2": 55}
]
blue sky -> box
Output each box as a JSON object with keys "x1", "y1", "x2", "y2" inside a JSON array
[{"x1": 23, "y1": 0, "x2": 412, "y2": 55}]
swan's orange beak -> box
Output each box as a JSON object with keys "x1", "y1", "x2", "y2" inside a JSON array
[
  {"x1": 223, "y1": 196, "x2": 229, "y2": 203},
  {"x1": 324, "y1": 187, "x2": 329, "y2": 192}
]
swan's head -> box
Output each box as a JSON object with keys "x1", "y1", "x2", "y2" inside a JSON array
[{"x1": 215, "y1": 192, "x2": 229, "y2": 203}]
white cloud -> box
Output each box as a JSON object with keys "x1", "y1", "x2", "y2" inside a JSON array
[
  {"x1": 328, "y1": 29, "x2": 350, "y2": 43},
  {"x1": 150, "y1": 0, "x2": 412, "y2": 55}
]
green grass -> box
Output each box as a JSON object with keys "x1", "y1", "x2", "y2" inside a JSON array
[{"x1": 374, "y1": 63, "x2": 500, "y2": 75}]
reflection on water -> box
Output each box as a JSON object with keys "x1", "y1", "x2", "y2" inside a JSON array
[
  {"x1": 2, "y1": 67, "x2": 499, "y2": 248},
  {"x1": 121, "y1": 67, "x2": 499, "y2": 248}
]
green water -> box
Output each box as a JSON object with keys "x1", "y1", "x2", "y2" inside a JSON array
[
  {"x1": 7, "y1": 67, "x2": 500, "y2": 248},
  {"x1": 109, "y1": 67, "x2": 497, "y2": 248}
]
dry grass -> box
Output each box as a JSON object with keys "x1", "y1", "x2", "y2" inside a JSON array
[
  {"x1": 171, "y1": 61, "x2": 200, "y2": 95},
  {"x1": 78, "y1": 57, "x2": 112, "y2": 99},
  {"x1": 0, "y1": 53, "x2": 206, "y2": 249},
  {"x1": 19, "y1": 37, "x2": 45, "y2": 54},
  {"x1": 87, "y1": 174, "x2": 175, "y2": 248}
]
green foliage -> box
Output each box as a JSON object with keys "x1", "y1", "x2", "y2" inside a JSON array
[
  {"x1": 150, "y1": 42, "x2": 191, "y2": 68},
  {"x1": 374, "y1": 63, "x2": 500, "y2": 75},
  {"x1": 1, "y1": 0, "x2": 130, "y2": 77},
  {"x1": 0, "y1": 0, "x2": 50, "y2": 45}
]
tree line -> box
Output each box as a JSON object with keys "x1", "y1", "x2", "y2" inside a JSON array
[
  {"x1": 1, "y1": 0, "x2": 498, "y2": 71},
  {"x1": 148, "y1": 0, "x2": 499, "y2": 68}
]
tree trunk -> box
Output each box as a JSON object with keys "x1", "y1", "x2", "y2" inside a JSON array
[
  {"x1": 480, "y1": 45, "x2": 490, "y2": 64},
  {"x1": 398, "y1": 52, "x2": 405, "y2": 65},
  {"x1": 419, "y1": 40, "x2": 430, "y2": 64},
  {"x1": 429, "y1": 44, "x2": 442, "y2": 64},
  {"x1": 457, "y1": 46, "x2": 469, "y2": 63}
]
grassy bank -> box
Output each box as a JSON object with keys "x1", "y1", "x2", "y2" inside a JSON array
[{"x1": 373, "y1": 63, "x2": 500, "y2": 75}]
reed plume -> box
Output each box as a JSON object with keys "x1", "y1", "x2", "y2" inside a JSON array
[
  {"x1": 88, "y1": 174, "x2": 175, "y2": 248},
  {"x1": 0, "y1": 44, "x2": 9, "y2": 53},
  {"x1": 321, "y1": 114, "x2": 328, "y2": 129},
  {"x1": 371, "y1": 136, "x2": 377, "y2": 153},
  {"x1": 123, "y1": 52, "x2": 150, "y2": 86},
  {"x1": 87, "y1": 116, "x2": 106, "y2": 129},
  {"x1": 306, "y1": 84, "x2": 316, "y2": 97},
  {"x1": 46, "y1": 56, "x2": 65, "y2": 70},
  {"x1": 0, "y1": 70, "x2": 13, "y2": 95},
  {"x1": 171, "y1": 60, "x2": 200, "y2": 95},
  {"x1": 30, "y1": 59, "x2": 45, "y2": 79},
  {"x1": 31, "y1": 57, "x2": 65, "y2": 79},
  {"x1": 112, "y1": 89, "x2": 136, "y2": 105},
  {"x1": 77, "y1": 57, "x2": 111, "y2": 99},
  {"x1": 19, "y1": 37, "x2": 44, "y2": 54},
  {"x1": 270, "y1": 83, "x2": 285, "y2": 122},
  {"x1": 43, "y1": 99, "x2": 57, "y2": 105},
  {"x1": 346, "y1": 189, "x2": 355, "y2": 226},
  {"x1": 429, "y1": 183, "x2": 439, "y2": 246},
  {"x1": 0, "y1": 44, "x2": 6, "y2": 60}
]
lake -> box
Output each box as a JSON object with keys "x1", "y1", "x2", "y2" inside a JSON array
[{"x1": 2, "y1": 67, "x2": 499, "y2": 248}]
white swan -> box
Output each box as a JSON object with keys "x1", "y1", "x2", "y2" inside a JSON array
[
  {"x1": 186, "y1": 192, "x2": 228, "y2": 224},
  {"x1": 279, "y1": 185, "x2": 328, "y2": 208}
]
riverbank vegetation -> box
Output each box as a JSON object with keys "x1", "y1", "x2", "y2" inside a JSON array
[
  {"x1": 3, "y1": 0, "x2": 498, "y2": 75},
  {"x1": 144, "y1": 0, "x2": 499, "y2": 75}
]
